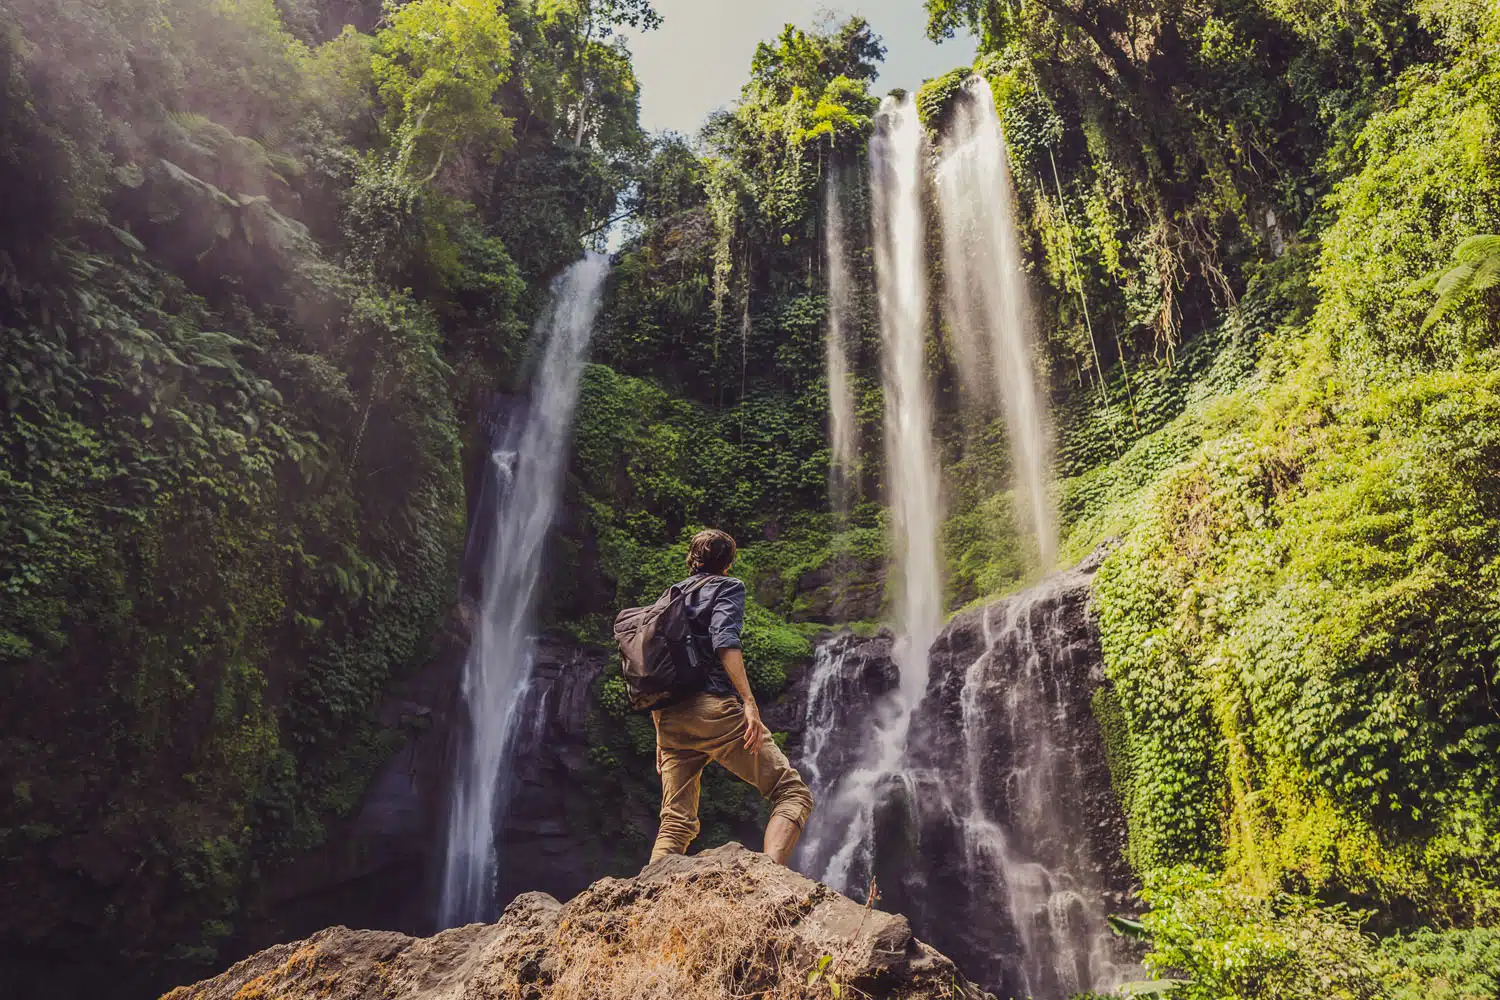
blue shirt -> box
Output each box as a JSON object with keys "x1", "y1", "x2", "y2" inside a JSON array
[{"x1": 680, "y1": 573, "x2": 746, "y2": 698}]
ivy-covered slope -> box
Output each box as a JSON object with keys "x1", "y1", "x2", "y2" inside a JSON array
[
  {"x1": 914, "y1": 0, "x2": 1500, "y2": 995},
  {"x1": 0, "y1": 0, "x2": 636, "y2": 993}
]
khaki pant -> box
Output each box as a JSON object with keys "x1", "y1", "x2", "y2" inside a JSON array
[{"x1": 650, "y1": 692, "x2": 814, "y2": 863}]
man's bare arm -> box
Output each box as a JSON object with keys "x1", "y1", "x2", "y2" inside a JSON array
[{"x1": 719, "y1": 647, "x2": 764, "y2": 752}]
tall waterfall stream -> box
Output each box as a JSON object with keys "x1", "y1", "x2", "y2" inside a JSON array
[
  {"x1": 799, "y1": 93, "x2": 945, "y2": 892},
  {"x1": 937, "y1": 78, "x2": 1057, "y2": 567},
  {"x1": 438, "y1": 253, "x2": 609, "y2": 927},
  {"x1": 799, "y1": 80, "x2": 1131, "y2": 998}
]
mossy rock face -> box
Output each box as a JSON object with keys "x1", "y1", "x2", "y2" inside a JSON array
[{"x1": 787, "y1": 553, "x2": 886, "y2": 624}]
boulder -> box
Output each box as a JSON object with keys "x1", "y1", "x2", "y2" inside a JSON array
[{"x1": 164, "y1": 843, "x2": 994, "y2": 1000}]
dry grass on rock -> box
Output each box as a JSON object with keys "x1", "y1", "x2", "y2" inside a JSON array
[{"x1": 550, "y1": 864, "x2": 824, "y2": 1000}]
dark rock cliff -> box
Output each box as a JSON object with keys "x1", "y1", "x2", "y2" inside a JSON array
[
  {"x1": 237, "y1": 634, "x2": 615, "y2": 951},
  {"x1": 793, "y1": 552, "x2": 1138, "y2": 998}
]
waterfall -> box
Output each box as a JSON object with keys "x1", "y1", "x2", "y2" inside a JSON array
[
  {"x1": 936, "y1": 78, "x2": 1056, "y2": 567},
  {"x1": 799, "y1": 94, "x2": 944, "y2": 892},
  {"x1": 792, "y1": 85, "x2": 1129, "y2": 1000},
  {"x1": 796, "y1": 564, "x2": 1140, "y2": 999},
  {"x1": 825, "y1": 168, "x2": 858, "y2": 512},
  {"x1": 870, "y1": 93, "x2": 944, "y2": 715},
  {"x1": 947, "y1": 577, "x2": 1136, "y2": 997},
  {"x1": 438, "y1": 252, "x2": 610, "y2": 927}
]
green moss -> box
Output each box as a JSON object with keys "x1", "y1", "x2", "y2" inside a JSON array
[
  {"x1": 1091, "y1": 685, "x2": 1135, "y2": 821},
  {"x1": 1379, "y1": 927, "x2": 1500, "y2": 1000},
  {"x1": 943, "y1": 489, "x2": 1029, "y2": 606}
]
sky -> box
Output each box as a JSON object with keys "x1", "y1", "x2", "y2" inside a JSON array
[{"x1": 616, "y1": 1, "x2": 978, "y2": 138}]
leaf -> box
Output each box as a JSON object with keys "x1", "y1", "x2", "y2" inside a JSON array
[
  {"x1": 1107, "y1": 914, "x2": 1151, "y2": 940},
  {"x1": 1117, "y1": 978, "x2": 1189, "y2": 996},
  {"x1": 108, "y1": 225, "x2": 146, "y2": 252},
  {"x1": 113, "y1": 163, "x2": 146, "y2": 189},
  {"x1": 1414, "y1": 233, "x2": 1500, "y2": 331},
  {"x1": 1452, "y1": 234, "x2": 1500, "y2": 265}
]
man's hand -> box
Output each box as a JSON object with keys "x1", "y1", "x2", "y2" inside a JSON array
[
  {"x1": 718, "y1": 647, "x2": 765, "y2": 753},
  {"x1": 742, "y1": 702, "x2": 765, "y2": 753}
]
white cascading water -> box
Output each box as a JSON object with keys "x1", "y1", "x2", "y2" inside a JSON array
[
  {"x1": 825, "y1": 167, "x2": 858, "y2": 510},
  {"x1": 799, "y1": 95, "x2": 944, "y2": 891},
  {"x1": 953, "y1": 581, "x2": 1136, "y2": 997},
  {"x1": 869, "y1": 93, "x2": 944, "y2": 729},
  {"x1": 439, "y1": 252, "x2": 610, "y2": 927},
  {"x1": 936, "y1": 78, "x2": 1057, "y2": 566}
]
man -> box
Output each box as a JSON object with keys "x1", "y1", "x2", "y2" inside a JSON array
[{"x1": 649, "y1": 528, "x2": 814, "y2": 866}]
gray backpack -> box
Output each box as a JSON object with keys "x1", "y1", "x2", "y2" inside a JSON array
[{"x1": 613, "y1": 575, "x2": 715, "y2": 711}]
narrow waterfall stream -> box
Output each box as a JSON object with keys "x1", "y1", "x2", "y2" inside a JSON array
[
  {"x1": 438, "y1": 253, "x2": 610, "y2": 927},
  {"x1": 937, "y1": 78, "x2": 1056, "y2": 566},
  {"x1": 824, "y1": 167, "x2": 859, "y2": 513}
]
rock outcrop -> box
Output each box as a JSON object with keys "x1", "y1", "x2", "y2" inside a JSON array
[{"x1": 167, "y1": 844, "x2": 994, "y2": 1000}]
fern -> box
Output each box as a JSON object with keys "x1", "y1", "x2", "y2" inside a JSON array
[{"x1": 1409, "y1": 234, "x2": 1500, "y2": 331}]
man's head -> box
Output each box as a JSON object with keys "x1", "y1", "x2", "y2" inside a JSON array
[{"x1": 686, "y1": 528, "x2": 737, "y2": 576}]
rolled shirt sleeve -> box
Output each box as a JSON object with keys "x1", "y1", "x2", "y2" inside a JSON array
[{"x1": 709, "y1": 578, "x2": 747, "y2": 651}]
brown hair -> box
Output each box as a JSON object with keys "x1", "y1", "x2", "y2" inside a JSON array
[{"x1": 686, "y1": 528, "x2": 737, "y2": 576}]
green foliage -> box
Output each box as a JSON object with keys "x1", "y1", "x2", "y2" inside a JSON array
[
  {"x1": 568, "y1": 361, "x2": 831, "y2": 580},
  {"x1": 1095, "y1": 360, "x2": 1500, "y2": 911},
  {"x1": 1086, "y1": 20, "x2": 1500, "y2": 922},
  {"x1": 371, "y1": 0, "x2": 515, "y2": 178},
  {"x1": 1313, "y1": 29, "x2": 1500, "y2": 374},
  {"x1": 1378, "y1": 926, "x2": 1500, "y2": 1000},
  {"x1": 0, "y1": 0, "x2": 631, "y2": 990},
  {"x1": 740, "y1": 601, "x2": 808, "y2": 695},
  {"x1": 1128, "y1": 876, "x2": 1500, "y2": 1000},
  {"x1": 524, "y1": 0, "x2": 652, "y2": 151},
  {"x1": 942, "y1": 488, "x2": 1029, "y2": 606},
  {"x1": 915, "y1": 67, "x2": 971, "y2": 136},
  {"x1": 695, "y1": 17, "x2": 880, "y2": 330},
  {"x1": 1137, "y1": 867, "x2": 1386, "y2": 1000}
]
